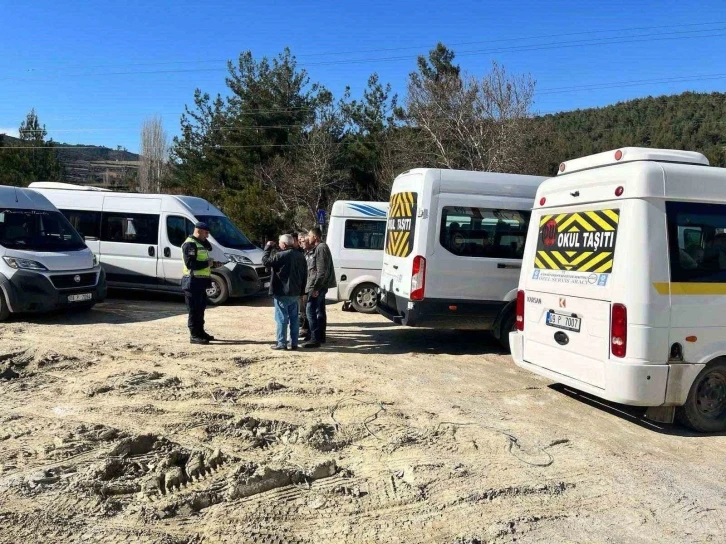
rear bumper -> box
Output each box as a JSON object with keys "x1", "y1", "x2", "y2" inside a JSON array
[
  {"x1": 377, "y1": 290, "x2": 506, "y2": 329},
  {"x1": 1, "y1": 267, "x2": 107, "y2": 314},
  {"x1": 509, "y1": 331, "x2": 671, "y2": 406}
]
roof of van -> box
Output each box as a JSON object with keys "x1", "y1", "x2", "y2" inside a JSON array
[
  {"x1": 558, "y1": 147, "x2": 709, "y2": 176},
  {"x1": 0, "y1": 186, "x2": 57, "y2": 211},
  {"x1": 29, "y1": 182, "x2": 111, "y2": 192},
  {"x1": 398, "y1": 168, "x2": 547, "y2": 198},
  {"x1": 331, "y1": 200, "x2": 388, "y2": 218}
]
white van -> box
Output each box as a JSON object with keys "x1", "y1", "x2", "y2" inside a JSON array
[
  {"x1": 325, "y1": 200, "x2": 388, "y2": 313},
  {"x1": 29, "y1": 183, "x2": 268, "y2": 305},
  {"x1": 510, "y1": 147, "x2": 726, "y2": 432},
  {"x1": 377, "y1": 168, "x2": 547, "y2": 349},
  {"x1": 0, "y1": 185, "x2": 106, "y2": 320}
]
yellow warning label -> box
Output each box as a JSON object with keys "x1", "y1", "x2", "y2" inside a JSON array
[
  {"x1": 535, "y1": 209, "x2": 620, "y2": 274},
  {"x1": 385, "y1": 192, "x2": 418, "y2": 257}
]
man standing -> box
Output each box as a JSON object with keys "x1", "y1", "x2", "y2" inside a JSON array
[
  {"x1": 304, "y1": 227, "x2": 336, "y2": 348},
  {"x1": 297, "y1": 232, "x2": 311, "y2": 340},
  {"x1": 263, "y1": 234, "x2": 307, "y2": 350},
  {"x1": 182, "y1": 222, "x2": 221, "y2": 345}
]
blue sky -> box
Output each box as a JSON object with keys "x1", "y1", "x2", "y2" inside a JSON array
[{"x1": 1, "y1": 0, "x2": 725, "y2": 153}]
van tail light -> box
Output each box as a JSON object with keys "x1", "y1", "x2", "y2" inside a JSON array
[
  {"x1": 611, "y1": 303, "x2": 627, "y2": 358},
  {"x1": 516, "y1": 290, "x2": 525, "y2": 331},
  {"x1": 410, "y1": 256, "x2": 426, "y2": 301}
]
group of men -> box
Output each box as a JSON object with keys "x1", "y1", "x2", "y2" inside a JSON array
[
  {"x1": 180, "y1": 222, "x2": 336, "y2": 350},
  {"x1": 262, "y1": 228, "x2": 336, "y2": 350}
]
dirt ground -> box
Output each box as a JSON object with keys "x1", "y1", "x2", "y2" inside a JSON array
[{"x1": 0, "y1": 293, "x2": 724, "y2": 544}]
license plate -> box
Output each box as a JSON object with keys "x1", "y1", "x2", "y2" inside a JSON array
[
  {"x1": 68, "y1": 293, "x2": 93, "y2": 303},
  {"x1": 546, "y1": 311, "x2": 581, "y2": 332},
  {"x1": 263, "y1": 282, "x2": 270, "y2": 288}
]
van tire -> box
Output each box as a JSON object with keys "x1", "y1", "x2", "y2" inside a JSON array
[
  {"x1": 206, "y1": 275, "x2": 229, "y2": 305},
  {"x1": 676, "y1": 360, "x2": 726, "y2": 433},
  {"x1": 498, "y1": 310, "x2": 517, "y2": 352},
  {"x1": 0, "y1": 290, "x2": 10, "y2": 322},
  {"x1": 350, "y1": 283, "x2": 379, "y2": 314}
]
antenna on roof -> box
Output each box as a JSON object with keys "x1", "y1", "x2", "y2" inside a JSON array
[{"x1": 13, "y1": 186, "x2": 19, "y2": 203}]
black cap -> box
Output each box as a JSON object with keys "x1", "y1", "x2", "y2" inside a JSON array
[{"x1": 195, "y1": 221, "x2": 209, "y2": 231}]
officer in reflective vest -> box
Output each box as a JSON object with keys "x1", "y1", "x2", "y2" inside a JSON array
[{"x1": 182, "y1": 222, "x2": 221, "y2": 344}]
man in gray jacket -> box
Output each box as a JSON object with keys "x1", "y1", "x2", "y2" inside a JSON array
[{"x1": 304, "y1": 227, "x2": 336, "y2": 348}]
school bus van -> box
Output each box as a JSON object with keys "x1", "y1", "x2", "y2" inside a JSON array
[
  {"x1": 510, "y1": 147, "x2": 726, "y2": 432},
  {"x1": 377, "y1": 168, "x2": 547, "y2": 350}
]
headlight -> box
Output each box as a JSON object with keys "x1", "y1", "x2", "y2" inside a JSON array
[
  {"x1": 224, "y1": 253, "x2": 253, "y2": 265},
  {"x1": 3, "y1": 257, "x2": 48, "y2": 271},
  {"x1": 93, "y1": 253, "x2": 99, "y2": 266}
]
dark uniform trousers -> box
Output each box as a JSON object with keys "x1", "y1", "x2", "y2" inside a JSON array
[{"x1": 184, "y1": 277, "x2": 209, "y2": 337}]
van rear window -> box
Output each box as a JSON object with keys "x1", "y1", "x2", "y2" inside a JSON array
[
  {"x1": 385, "y1": 192, "x2": 417, "y2": 257},
  {"x1": 532, "y1": 209, "x2": 620, "y2": 287}
]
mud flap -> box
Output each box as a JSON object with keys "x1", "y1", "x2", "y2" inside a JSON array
[
  {"x1": 492, "y1": 300, "x2": 516, "y2": 340},
  {"x1": 645, "y1": 406, "x2": 675, "y2": 424}
]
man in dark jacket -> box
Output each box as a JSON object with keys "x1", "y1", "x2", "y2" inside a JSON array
[
  {"x1": 263, "y1": 234, "x2": 308, "y2": 350},
  {"x1": 297, "y1": 232, "x2": 311, "y2": 339},
  {"x1": 304, "y1": 227, "x2": 337, "y2": 348}
]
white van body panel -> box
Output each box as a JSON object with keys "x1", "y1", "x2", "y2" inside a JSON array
[
  {"x1": 326, "y1": 201, "x2": 388, "y2": 303},
  {"x1": 378, "y1": 169, "x2": 546, "y2": 331},
  {"x1": 30, "y1": 185, "x2": 267, "y2": 300},
  {"x1": 0, "y1": 186, "x2": 105, "y2": 316},
  {"x1": 511, "y1": 148, "x2": 726, "y2": 413}
]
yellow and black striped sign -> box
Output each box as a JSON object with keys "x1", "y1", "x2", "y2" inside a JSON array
[
  {"x1": 535, "y1": 209, "x2": 620, "y2": 273},
  {"x1": 385, "y1": 191, "x2": 418, "y2": 257}
]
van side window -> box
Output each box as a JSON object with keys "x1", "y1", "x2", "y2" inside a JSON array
[
  {"x1": 102, "y1": 213, "x2": 159, "y2": 245},
  {"x1": 344, "y1": 220, "x2": 386, "y2": 250},
  {"x1": 667, "y1": 201, "x2": 726, "y2": 282},
  {"x1": 61, "y1": 210, "x2": 102, "y2": 240},
  {"x1": 166, "y1": 216, "x2": 195, "y2": 247},
  {"x1": 439, "y1": 207, "x2": 531, "y2": 259}
]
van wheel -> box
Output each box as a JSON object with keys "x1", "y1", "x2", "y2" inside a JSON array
[
  {"x1": 676, "y1": 360, "x2": 726, "y2": 433},
  {"x1": 350, "y1": 283, "x2": 378, "y2": 314},
  {"x1": 0, "y1": 290, "x2": 9, "y2": 321},
  {"x1": 206, "y1": 275, "x2": 229, "y2": 305},
  {"x1": 498, "y1": 310, "x2": 517, "y2": 352}
]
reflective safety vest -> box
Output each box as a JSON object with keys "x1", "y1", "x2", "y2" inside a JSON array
[{"x1": 182, "y1": 236, "x2": 211, "y2": 278}]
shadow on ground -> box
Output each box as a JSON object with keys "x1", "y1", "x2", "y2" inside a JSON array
[
  {"x1": 549, "y1": 383, "x2": 726, "y2": 437},
  {"x1": 324, "y1": 319, "x2": 506, "y2": 356}
]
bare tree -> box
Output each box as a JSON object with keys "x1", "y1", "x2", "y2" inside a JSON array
[
  {"x1": 139, "y1": 115, "x2": 169, "y2": 193},
  {"x1": 404, "y1": 60, "x2": 536, "y2": 173}
]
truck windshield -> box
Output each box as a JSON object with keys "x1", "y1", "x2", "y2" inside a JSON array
[
  {"x1": 0, "y1": 208, "x2": 86, "y2": 252},
  {"x1": 196, "y1": 215, "x2": 256, "y2": 250}
]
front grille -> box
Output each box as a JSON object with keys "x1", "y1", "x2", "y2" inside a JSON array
[{"x1": 50, "y1": 272, "x2": 97, "y2": 289}]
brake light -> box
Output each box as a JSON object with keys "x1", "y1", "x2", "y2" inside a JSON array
[
  {"x1": 611, "y1": 303, "x2": 627, "y2": 358},
  {"x1": 516, "y1": 290, "x2": 525, "y2": 331},
  {"x1": 410, "y1": 256, "x2": 426, "y2": 301},
  {"x1": 539, "y1": 197, "x2": 547, "y2": 206}
]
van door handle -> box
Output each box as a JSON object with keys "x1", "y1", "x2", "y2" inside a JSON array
[
  {"x1": 148, "y1": 246, "x2": 155, "y2": 257},
  {"x1": 393, "y1": 265, "x2": 399, "y2": 270},
  {"x1": 164, "y1": 247, "x2": 171, "y2": 258},
  {"x1": 497, "y1": 263, "x2": 521, "y2": 269}
]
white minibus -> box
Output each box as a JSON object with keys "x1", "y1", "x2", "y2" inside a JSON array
[
  {"x1": 377, "y1": 168, "x2": 547, "y2": 349},
  {"x1": 0, "y1": 185, "x2": 106, "y2": 320},
  {"x1": 29, "y1": 183, "x2": 268, "y2": 305},
  {"x1": 510, "y1": 147, "x2": 726, "y2": 432},
  {"x1": 325, "y1": 200, "x2": 388, "y2": 313}
]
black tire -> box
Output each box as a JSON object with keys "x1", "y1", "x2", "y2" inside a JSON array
[
  {"x1": 498, "y1": 310, "x2": 517, "y2": 352},
  {"x1": 206, "y1": 275, "x2": 229, "y2": 305},
  {"x1": 350, "y1": 283, "x2": 379, "y2": 314},
  {"x1": 0, "y1": 289, "x2": 10, "y2": 321},
  {"x1": 676, "y1": 360, "x2": 726, "y2": 433}
]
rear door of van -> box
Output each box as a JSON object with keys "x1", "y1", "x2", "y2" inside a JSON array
[
  {"x1": 521, "y1": 203, "x2": 622, "y2": 389},
  {"x1": 380, "y1": 171, "x2": 431, "y2": 301}
]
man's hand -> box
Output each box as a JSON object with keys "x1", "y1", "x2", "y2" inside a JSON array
[
  {"x1": 312, "y1": 290, "x2": 319, "y2": 298},
  {"x1": 266, "y1": 241, "x2": 276, "y2": 249},
  {"x1": 212, "y1": 261, "x2": 223, "y2": 268},
  {"x1": 208, "y1": 258, "x2": 215, "y2": 267}
]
